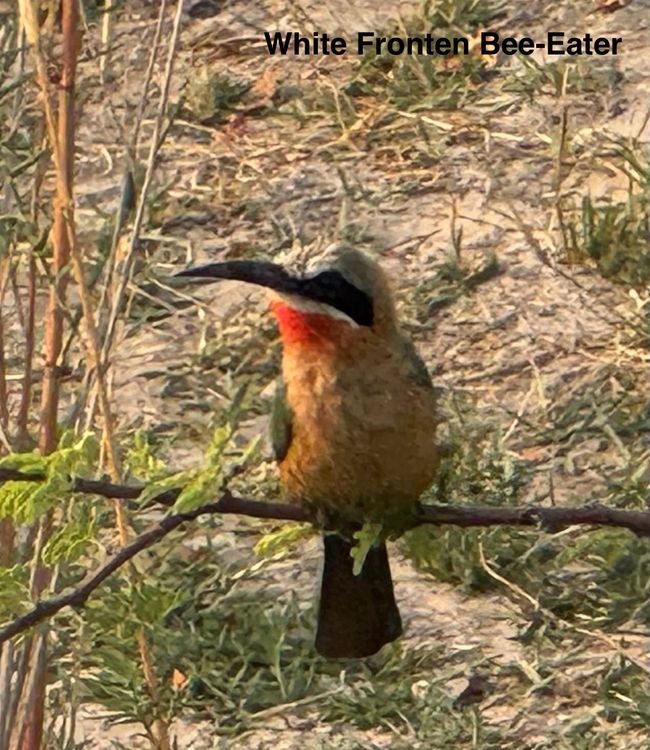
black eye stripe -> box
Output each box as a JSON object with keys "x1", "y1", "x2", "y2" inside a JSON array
[{"x1": 299, "y1": 271, "x2": 374, "y2": 327}]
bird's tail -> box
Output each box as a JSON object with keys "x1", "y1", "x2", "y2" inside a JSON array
[{"x1": 315, "y1": 533, "x2": 402, "y2": 658}]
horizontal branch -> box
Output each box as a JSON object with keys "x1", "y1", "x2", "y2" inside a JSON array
[
  {"x1": 1, "y1": 467, "x2": 649, "y2": 643},
  {"x1": 0, "y1": 468, "x2": 650, "y2": 536},
  {"x1": 417, "y1": 502, "x2": 650, "y2": 536},
  {"x1": 0, "y1": 467, "x2": 308, "y2": 519},
  {"x1": 1, "y1": 467, "x2": 649, "y2": 535}
]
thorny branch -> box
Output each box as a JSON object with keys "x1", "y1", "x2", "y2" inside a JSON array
[{"x1": 1, "y1": 465, "x2": 649, "y2": 644}]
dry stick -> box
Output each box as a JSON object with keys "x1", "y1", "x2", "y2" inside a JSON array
[
  {"x1": 100, "y1": 0, "x2": 182, "y2": 366},
  {"x1": 19, "y1": 0, "x2": 67, "y2": 447},
  {"x1": 0, "y1": 324, "x2": 19, "y2": 732},
  {"x1": 94, "y1": 0, "x2": 167, "y2": 333},
  {"x1": 92, "y1": 6, "x2": 180, "y2": 748},
  {"x1": 11, "y1": 1, "x2": 79, "y2": 748},
  {"x1": 0, "y1": 636, "x2": 32, "y2": 750},
  {"x1": 0, "y1": 259, "x2": 10, "y2": 430},
  {"x1": 1, "y1": 489, "x2": 649, "y2": 647},
  {"x1": 0, "y1": 22, "x2": 27, "y2": 748},
  {"x1": 65, "y1": 221, "x2": 123, "y2": 480},
  {"x1": 17, "y1": 123, "x2": 48, "y2": 449},
  {"x1": 0, "y1": 642, "x2": 14, "y2": 748},
  {"x1": 477, "y1": 544, "x2": 650, "y2": 677},
  {"x1": 131, "y1": 2, "x2": 168, "y2": 158},
  {"x1": 98, "y1": 0, "x2": 114, "y2": 85},
  {"x1": 15, "y1": 249, "x2": 36, "y2": 448}
]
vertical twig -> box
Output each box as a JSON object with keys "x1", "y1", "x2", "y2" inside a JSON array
[
  {"x1": 16, "y1": 247, "x2": 36, "y2": 448},
  {"x1": 99, "y1": 0, "x2": 114, "y2": 84},
  {"x1": 0, "y1": 258, "x2": 10, "y2": 430},
  {"x1": 12, "y1": 630, "x2": 48, "y2": 750},
  {"x1": 100, "y1": 0, "x2": 183, "y2": 361},
  {"x1": 11, "y1": 2, "x2": 79, "y2": 748},
  {"x1": 91, "y1": 6, "x2": 184, "y2": 747},
  {"x1": 95, "y1": 0, "x2": 167, "y2": 330}
]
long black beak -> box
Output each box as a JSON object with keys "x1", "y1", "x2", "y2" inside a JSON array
[
  {"x1": 176, "y1": 260, "x2": 374, "y2": 327},
  {"x1": 175, "y1": 260, "x2": 302, "y2": 296}
]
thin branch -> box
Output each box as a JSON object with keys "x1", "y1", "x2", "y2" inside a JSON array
[
  {"x1": 0, "y1": 258, "x2": 10, "y2": 431},
  {"x1": 15, "y1": 239, "x2": 36, "y2": 448},
  {"x1": 415, "y1": 502, "x2": 650, "y2": 536},
  {"x1": 1, "y1": 467, "x2": 649, "y2": 536},
  {"x1": 0, "y1": 493, "x2": 256, "y2": 644},
  {"x1": 100, "y1": 0, "x2": 183, "y2": 363},
  {"x1": 93, "y1": 0, "x2": 166, "y2": 341},
  {"x1": 0, "y1": 485, "x2": 648, "y2": 646}
]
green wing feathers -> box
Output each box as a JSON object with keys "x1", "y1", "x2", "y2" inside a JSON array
[
  {"x1": 400, "y1": 336, "x2": 434, "y2": 389},
  {"x1": 270, "y1": 378, "x2": 293, "y2": 462}
]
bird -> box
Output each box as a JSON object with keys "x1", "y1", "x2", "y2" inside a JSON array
[{"x1": 176, "y1": 244, "x2": 440, "y2": 658}]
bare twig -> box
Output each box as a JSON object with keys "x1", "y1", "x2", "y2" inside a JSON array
[
  {"x1": 0, "y1": 258, "x2": 10, "y2": 431},
  {"x1": 93, "y1": 0, "x2": 166, "y2": 342},
  {"x1": 13, "y1": 1, "x2": 83, "y2": 746},
  {"x1": 100, "y1": 0, "x2": 183, "y2": 363},
  {"x1": 16, "y1": 247, "x2": 36, "y2": 448},
  {"x1": 99, "y1": 0, "x2": 114, "y2": 85}
]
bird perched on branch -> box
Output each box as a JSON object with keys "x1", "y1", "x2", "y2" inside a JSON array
[{"x1": 177, "y1": 244, "x2": 440, "y2": 658}]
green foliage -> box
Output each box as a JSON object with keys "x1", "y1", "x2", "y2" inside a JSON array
[
  {"x1": 346, "y1": 0, "x2": 499, "y2": 110},
  {"x1": 128, "y1": 384, "x2": 264, "y2": 516},
  {"x1": 350, "y1": 523, "x2": 383, "y2": 575},
  {"x1": 402, "y1": 396, "x2": 650, "y2": 632},
  {"x1": 67, "y1": 547, "x2": 495, "y2": 745},
  {"x1": 562, "y1": 192, "x2": 649, "y2": 289},
  {"x1": 600, "y1": 655, "x2": 650, "y2": 730},
  {"x1": 42, "y1": 515, "x2": 97, "y2": 567},
  {"x1": 408, "y1": 253, "x2": 503, "y2": 322},
  {"x1": 504, "y1": 56, "x2": 624, "y2": 101},
  {"x1": 184, "y1": 69, "x2": 250, "y2": 123},
  {"x1": 255, "y1": 523, "x2": 314, "y2": 558},
  {"x1": 124, "y1": 429, "x2": 168, "y2": 481},
  {"x1": 134, "y1": 423, "x2": 252, "y2": 512},
  {"x1": 559, "y1": 138, "x2": 649, "y2": 288},
  {"x1": 72, "y1": 550, "x2": 324, "y2": 729},
  {"x1": 0, "y1": 431, "x2": 99, "y2": 523},
  {"x1": 403, "y1": 425, "x2": 534, "y2": 590},
  {"x1": 0, "y1": 565, "x2": 30, "y2": 617},
  {"x1": 133, "y1": 427, "x2": 232, "y2": 512},
  {"x1": 535, "y1": 530, "x2": 650, "y2": 627},
  {"x1": 171, "y1": 425, "x2": 233, "y2": 512}
]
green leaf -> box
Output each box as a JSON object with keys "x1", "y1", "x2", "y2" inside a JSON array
[
  {"x1": 254, "y1": 523, "x2": 313, "y2": 558},
  {"x1": 42, "y1": 516, "x2": 98, "y2": 566},
  {"x1": 173, "y1": 466, "x2": 223, "y2": 513},
  {"x1": 351, "y1": 523, "x2": 383, "y2": 576},
  {"x1": 136, "y1": 470, "x2": 193, "y2": 508},
  {"x1": 124, "y1": 429, "x2": 167, "y2": 481},
  {"x1": 0, "y1": 565, "x2": 30, "y2": 616},
  {"x1": 0, "y1": 451, "x2": 46, "y2": 472},
  {"x1": 206, "y1": 425, "x2": 233, "y2": 464}
]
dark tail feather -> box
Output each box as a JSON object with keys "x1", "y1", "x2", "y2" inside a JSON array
[{"x1": 315, "y1": 534, "x2": 402, "y2": 658}]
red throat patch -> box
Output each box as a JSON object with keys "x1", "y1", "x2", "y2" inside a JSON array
[{"x1": 270, "y1": 301, "x2": 349, "y2": 346}]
